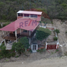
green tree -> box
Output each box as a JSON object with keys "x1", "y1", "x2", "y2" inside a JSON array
[
  {"x1": 19, "y1": 37, "x2": 30, "y2": 51},
  {"x1": 12, "y1": 37, "x2": 29, "y2": 55}
]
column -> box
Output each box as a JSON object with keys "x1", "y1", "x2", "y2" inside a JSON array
[
  {"x1": 15, "y1": 30, "x2": 17, "y2": 42},
  {"x1": 4, "y1": 39, "x2": 6, "y2": 46},
  {"x1": 20, "y1": 29, "x2": 21, "y2": 34},
  {"x1": 45, "y1": 42, "x2": 47, "y2": 49},
  {"x1": 29, "y1": 31, "x2": 31, "y2": 36},
  {"x1": 2, "y1": 31, "x2": 5, "y2": 35},
  {"x1": 29, "y1": 38, "x2": 31, "y2": 44}
]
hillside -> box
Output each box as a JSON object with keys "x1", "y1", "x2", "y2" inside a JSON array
[{"x1": 0, "y1": 0, "x2": 67, "y2": 21}]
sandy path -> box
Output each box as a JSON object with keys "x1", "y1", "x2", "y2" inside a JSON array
[{"x1": 0, "y1": 56, "x2": 67, "y2": 67}]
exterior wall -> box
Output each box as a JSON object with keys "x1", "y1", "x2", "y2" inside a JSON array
[
  {"x1": 17, "y1": 16, "x2": 23, "y2": 19},
  {"x1": 36, "y1": 15, "x2": 41, "y2": 21},
  {"x1": 17, "y1": 13, "x2": 41, "y2": 21}
]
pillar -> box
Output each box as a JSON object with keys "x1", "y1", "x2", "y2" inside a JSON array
[
  {"x1": 29, "y1": 31, "x2": 31, "y2": 36},
  {"x1": 15, "y1": 30, "x2": 17, "y2": 42},
  {"x1": 3, "y1": 31, "x2": 4, "y2": 35},
  {"x1": 29, "y1": 38, "x2": 31, "y2": 44},
  {"x1": 4, "y1": 39, "x2": 6, "y2": 46},
  {"x1": 20, "y1": 29, "x2": 21, "y2": 34}
]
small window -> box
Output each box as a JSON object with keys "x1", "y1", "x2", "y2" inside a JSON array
[
  {"x1": 18, "y1": 13, "x2": 23, "y2": 16},
  {"x1": 31, "y1": 14, "x2": 37, "y2": 18},
  {"x1": 23, "y1": 30, "x2": 27, "y2": 32},
  {"x1": 24, "y1": 14, "x2": 29, "y2": 17}
]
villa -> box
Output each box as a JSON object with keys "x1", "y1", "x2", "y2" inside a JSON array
[{"x1": 0, "y1": 10, "x2": 42, "y2": 52}]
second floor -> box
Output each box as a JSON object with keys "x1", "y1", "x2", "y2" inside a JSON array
[{"x1": 17, "y1": 10, "x2": 42, "y2": 21}]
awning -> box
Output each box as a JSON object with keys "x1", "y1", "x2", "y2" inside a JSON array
[{"x1": 0, "y1": 18, "x2": 39, "y2": 32}]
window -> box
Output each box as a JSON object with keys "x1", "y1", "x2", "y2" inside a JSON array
[
  {"x1": 23, "y1": 30, "x2": 27, "y2": 32},
  {"x1": 31, "y1": 14, "x2": 37, "y2": 18},
  {"x1": 24, "y1": 14, "x2": 29, "y2": 17},
  {"x1": 18, "y1": 13, "x2": 23, "y2": 16}
]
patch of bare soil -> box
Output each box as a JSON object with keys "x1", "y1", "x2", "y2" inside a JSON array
[
  {"x1": 53, "y1": 19, "x2": 67, "y2": 44},
  {"x1": 53, "y1": 19, "x2": 67, "y2": 55}
]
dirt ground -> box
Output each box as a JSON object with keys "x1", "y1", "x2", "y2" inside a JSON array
[
  {"x1": 0, "y1": 50, "x2": 62, "y2": 67},
  {"x1": 53, "y1": 19, "x2": 67, "y2": 44},
  {"x1": 0, "y1": 56, "x2": 67, "y2": 67},
  {"x1": 0, "y1": 49, "x2": 60, "y2": 63}
]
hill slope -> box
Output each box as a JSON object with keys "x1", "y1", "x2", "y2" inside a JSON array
[{"x1": 0, "y1": 0, "x2": 67, "y2": 21}]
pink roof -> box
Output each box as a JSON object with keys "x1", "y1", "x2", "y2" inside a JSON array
[
  {"x1": 0, "y1": 18, "x2": 39, "y2": 31},
  {"x1": 17, "y1": 10, "x2": 42, "y2": 15}
]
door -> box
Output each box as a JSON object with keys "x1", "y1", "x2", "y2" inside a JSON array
[
  {"x1": 47, "y1": 45, "x2": 56, "y2": 50},
  {"x1": 31, "y1": 44, "x2": 38, "y2": 52}
]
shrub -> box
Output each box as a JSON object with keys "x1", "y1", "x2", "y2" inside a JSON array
[
  {"x1": 0, "y1": 44, "x2": 15, "y2": 59},
  {"x1": 65, "y1": 31, "x2": 67, "y2": 34},
  {"x1": 12, "y1": 37, "x2": 30, "y2": 55},
  {"x1": 53, "y1": 37, "x2": 58, "y2": 41},
  {"x1": 27, "y1": 48, "x2": 32, "y2": 53},
  {"x1": 54, "y1": 29, "x2": 60, "y2": 35},
  {"x1": 37, "y1": 47, "x2": 46, "y2": 53}
]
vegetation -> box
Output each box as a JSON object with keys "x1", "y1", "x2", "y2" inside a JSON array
[
  {"x1": 12, "y1": 37, "x2": 30, "y2": 55},
  {"x1": 0, "y1": 0, "x2": 67, "y2": 21},
  {"x1": 36, "y1": 27, "x2": 51, "y2": 41},
  {"x1": 0, "y1": 43, "x2": 15, "y2": 59},
  {"x1": 54, "y1": 29, "x2": 60, "y2": 35},
  {"x1": 53, "y1": 37, "x2": 58, "y2": 41},
  {"x1": 0, "y1": 22, "x2": 10, "y2": 28},
  {"x1": 37, "y1": 47, "x2": 46, "y2": 53},
  {"x1": 0, "y1": 37, "x2": 29, "y2": 59}
]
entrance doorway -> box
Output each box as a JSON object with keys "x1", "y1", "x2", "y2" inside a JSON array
[{"x1": 31, "y1": 43, "x2": 38, "y2": 52}]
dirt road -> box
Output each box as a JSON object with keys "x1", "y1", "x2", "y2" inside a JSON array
[{"x1": 0, "y1": 56, "x2": 67, "y2": 67}]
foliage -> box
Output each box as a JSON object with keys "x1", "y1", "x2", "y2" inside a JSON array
[
  {"x1": 0, "y1": 43, "x2": 15, "y2": 59},
  {"x1": 27, "y1": 48, "x2": 32, "y2": 53},
  {"x1": 12, "y1": 37, "x2": 30, "y2": 55},
  {"x1": 37, "y1": 47, "x2": 46, "y2": 53},
  {"x1": 54, "y1": 29, "x2": 60, "y2": 34},
  {"x1": 53, "y1": 37, "x2": 58, "y2": 41},
  {"x1": 36, "y1": 8, "x2": 47, "y2": 13},
  {"x1": 0, "y1": 0, "x2": 67, "y2": 21},
  {"x1": 12, "y1": 42, "x2": 24, "y2": 55},
  {"x1": 36, "y1": 27, "x2": 51, "y2": 41},
  {"x1": 19, "y1": 37, "x2": 29, "y2": 49},
  {"x1": 55, "y1": 49, "x2": 59, "y2": 52},
  {"x1": 65, "y1": 31, "x2": 67, "y2": 34},
  {"x1": 0, "y1": 22, "x2": 10, "y2": 28}
]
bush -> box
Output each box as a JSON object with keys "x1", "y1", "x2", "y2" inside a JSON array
[
  {"x1": 27, "y1": 49, "x2": 32, "y2": 53},
  {"x1": 0, "y1": 44, "x2": 15, "y2": 59},
  {"x1": 37, "y1": 47, "x2": 46, "y2": 53},
  {"x1": 65, "y1": 31, "x2": 67, "y2": 34},
  {"x1": 12, "y1": 37, "x2": 30, "y2": 55},
  {"x1": 54, "y1": 29, "x2": 60, "y2": 35},
  {"x1": 53, "y1": 37, "x2": 58, "y2": 41}
]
